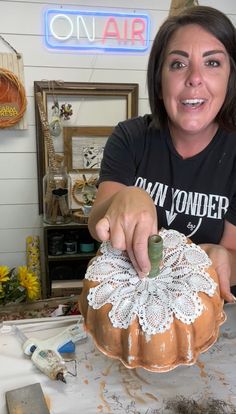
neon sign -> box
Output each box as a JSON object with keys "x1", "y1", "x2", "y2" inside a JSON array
[{"x1": 44, "y1": 9, "x2": 150, "y2": 52}]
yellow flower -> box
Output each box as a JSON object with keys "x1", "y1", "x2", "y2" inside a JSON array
[
  {"x1": 0, "y1": 265, "x2": 10, "y2": 282},
  {"x1": 18, "y1": 266, "x2": 40, "y2": 300},
  {"x1": 18, "y1": 265, "x2": 28, "y2": 280}
]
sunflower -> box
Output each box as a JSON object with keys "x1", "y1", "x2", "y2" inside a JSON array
[
  {"x1": 17, "y1": 265, "x2": 29, "y2": 282},
  {"x1": 0, "y1": 265, "x2": 10, "y2": 282},
  {"x1": 18, "y1": 266, "x2": 41, "y2": 301}
]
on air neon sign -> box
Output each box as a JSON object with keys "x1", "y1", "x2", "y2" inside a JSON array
[{"x1": 44, "y1": 9, "x2": 150, "y2": 52}]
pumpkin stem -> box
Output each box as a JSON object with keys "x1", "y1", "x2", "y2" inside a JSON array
[{"x1": 148, "y1": 234, "x2": 163, "y2": 278}]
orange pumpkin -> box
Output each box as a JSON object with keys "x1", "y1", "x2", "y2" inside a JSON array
[{"x1": 79, "y1": 229, "x2": 225, "y2": 372}]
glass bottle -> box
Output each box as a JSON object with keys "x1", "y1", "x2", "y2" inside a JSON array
[{"x1": 43, "y1": 166, "x2": 72, "y2": 224}]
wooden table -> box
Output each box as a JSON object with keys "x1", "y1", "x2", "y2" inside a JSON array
[{"x1": 0, "y1": 304, "x2": 236, "y2": 414}]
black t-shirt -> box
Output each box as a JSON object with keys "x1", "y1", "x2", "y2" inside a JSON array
[{"x1": 99, "y1": 115, "x2": 236, "y2": 244}]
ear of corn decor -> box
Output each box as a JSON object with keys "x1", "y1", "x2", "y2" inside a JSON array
[
  {"x1": 26, "y1": 236, "x2": 41, "y2": 280},
  {"x1": 169, "y1": 0, "x2": 199, "y2": 17}
]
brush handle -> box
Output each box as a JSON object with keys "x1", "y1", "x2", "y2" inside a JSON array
[{"x1": 148, "y1": 234, "x2": 163, "y2": 278}]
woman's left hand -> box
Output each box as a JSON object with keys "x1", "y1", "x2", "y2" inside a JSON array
[{"x1": 199, "y1": 243, "x2": 235, "y2": 303}]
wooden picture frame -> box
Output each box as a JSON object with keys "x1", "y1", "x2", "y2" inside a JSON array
[
  {"x1": 34, "y1": 81, "x2": 139, "y2": 213},
  {"x1": 64, "y1": 126, "x2": 113, "y2": 172}
]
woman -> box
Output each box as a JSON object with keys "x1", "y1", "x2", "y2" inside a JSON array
[{"x1": 88, "y1": 6, "x2": 236, "y2": 302}]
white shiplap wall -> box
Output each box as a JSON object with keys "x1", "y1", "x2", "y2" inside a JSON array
[{"x1": 0, "y1": 0, "x2": 235, "y2": 289}]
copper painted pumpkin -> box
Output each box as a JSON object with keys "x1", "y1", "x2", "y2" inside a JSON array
[{"x1": 79, "y1": 229, "x2": 226, "y2": 372}]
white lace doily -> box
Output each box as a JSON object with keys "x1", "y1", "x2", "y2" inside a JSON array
[{"x1": 85, "y1": 229, "x2": 217, "y2": 335}]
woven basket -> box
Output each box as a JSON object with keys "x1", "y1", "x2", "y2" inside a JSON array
[{"x1": 0, "y1": 67, "x2": 27, "y2": 128}]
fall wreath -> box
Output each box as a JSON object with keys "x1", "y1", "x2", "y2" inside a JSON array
[{"x1": 0, "y1": 67, "x2": 27, "y2": 128}]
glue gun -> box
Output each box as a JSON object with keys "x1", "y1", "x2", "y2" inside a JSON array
[{"x1": 21, "y1": 323, "x2": 87, "y2": 383}]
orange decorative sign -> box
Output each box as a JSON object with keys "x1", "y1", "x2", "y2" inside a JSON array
[
  {"x1": 0, "y1": 103, "x2": 19, "y2": 118},
  {"x1": 0, "y1": 68, "x2": 26, "y2": 128}
]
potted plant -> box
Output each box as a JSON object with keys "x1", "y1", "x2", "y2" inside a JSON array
[{"x1": 82, "y1": 186, "x2": 97, "y2": 216}]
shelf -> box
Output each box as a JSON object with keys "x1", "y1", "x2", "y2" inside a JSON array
[
  {"x1": 43, "y1": 222, "x2": 96, "y2": 298},
  {"x1": 48, "y1": 252, "x2": 96, "y2": 261},
  {"x1": 52, "y1": 279, "x2": 84, "y2": 288},
  {"x1": 43, "y1": 221, "x2": 88, "y2": 229},
  {"x1": 51, "y1": 279, "x2": 83, "y2": 298}
]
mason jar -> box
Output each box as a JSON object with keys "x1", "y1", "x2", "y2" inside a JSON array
[{"x1": 43, "y1": 166, "x2": 72, "y2": 224}]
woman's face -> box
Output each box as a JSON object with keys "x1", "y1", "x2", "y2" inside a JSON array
[{"x1": 161, "y1": 24, "x2": 230, "y2": 137}]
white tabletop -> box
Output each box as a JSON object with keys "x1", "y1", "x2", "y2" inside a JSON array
[{"x1": 0, "y1": 305, "x2": 236, "y2": 414}]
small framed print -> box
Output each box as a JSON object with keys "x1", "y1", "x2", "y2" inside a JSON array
[{"x1": 63, "y1": 126, "x2": 113, "y2": 172}]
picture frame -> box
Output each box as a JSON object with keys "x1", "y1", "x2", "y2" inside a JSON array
[
  {"x1": 34, "y1": 81, "x2": 139, "y2": 213},
  {"x1": 64, "y1": 126, "x2": 113, "y2": 172}
]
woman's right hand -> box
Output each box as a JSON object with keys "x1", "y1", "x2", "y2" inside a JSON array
[{"x1": 89, "y1": 184, "x2": 158, "y2": 277}]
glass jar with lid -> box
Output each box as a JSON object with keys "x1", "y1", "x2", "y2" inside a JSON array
[{"x1": 43, "y1": 166, "x2": 72, "y2": 224}]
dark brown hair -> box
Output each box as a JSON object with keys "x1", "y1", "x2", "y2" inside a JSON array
[{"x1": 147, "y1": 6, "x2": 236, "y2": 131}]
